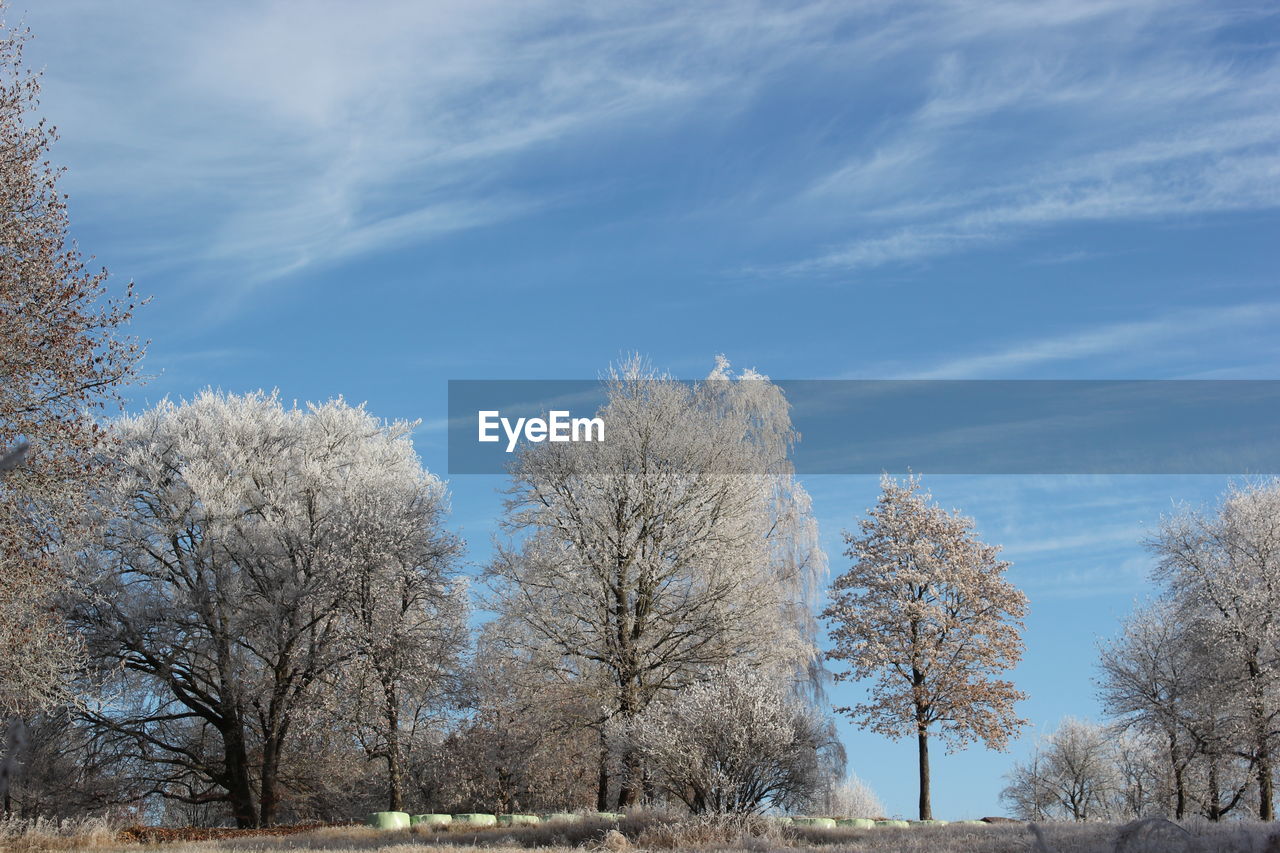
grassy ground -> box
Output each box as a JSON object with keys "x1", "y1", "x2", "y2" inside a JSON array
[{"x1": 5, "y1": 814, "x2": 1280, "y2": 853}]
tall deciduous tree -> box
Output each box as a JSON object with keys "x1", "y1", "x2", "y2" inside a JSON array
[
  {"x1": 0, "y1": 7, "x2": 143, "y2": 722},
  {"x1": 1147, "y1": 479, "x2": 1280, "y2": 821},
  {"x1": 72, "y1": 391, "x2": 462, "y2": 827},
  {"x1": 1097, "y1": 600, "x2": 1200, "y2": 819},
  {"x1": 334, "y1": 481, "x2": 467, "y2": 812},
  {"x1": 823, "y1": 474, "x2": 1027, "y2": 820},
  {"x1": 485, "y1": 356, "x2": 823, "y2": 810}
]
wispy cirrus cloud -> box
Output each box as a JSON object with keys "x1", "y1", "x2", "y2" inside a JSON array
[
  {"x1": 27, "y1": 1, "x2": 852, "y2": 289},
  {"x1": 859, "y1": 302, "x2": 1280, "y2": 379},
  {"x1": 930, "y1": 303, "x2": 1280, "y2": 379},
  {"x1": 21, "y1": 0, "x2": 1280, "y2": 295},
  {"x1": 773, "y1": 0, "x2": 1280, "y2": 274}
]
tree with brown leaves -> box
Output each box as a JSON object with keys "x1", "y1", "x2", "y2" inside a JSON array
[
  {"x1": 823, "y1": 474, "x2": 1028, "y2": 820},
  {"x1": 0, "y1": 10, "x2": 143, "y2": 721}
]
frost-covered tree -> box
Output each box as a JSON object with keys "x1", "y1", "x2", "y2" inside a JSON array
[
  {"x1": 1001, "y1": 718, "x2": 1119, "y2": 821},
  {"x1": 1097, "y1": 600, "x2": 1202, "y2": 818},
  {"x1": 823, "y1": 474, "x2": 1027, "y2": 820},
  {"x1": 804, "y1": 771, "x2": 885, "y2": 820},
  {"x1": 1147, "y1": 479, "x2": 1280, "y2": 821},
  {"x1": 70, "y1": 391, "x2": 463, "y2": 827},
  {"x1": 1002, "y1": 745, "x2": 1057, "y2": 822},
  {"x1": 621, "y1": 664, "x2": 837, "y2": 814},
  {"x1": 328, "y1": 477, "x2": 467, "y2": 813},
  {"x1": 413, "y1": 626, "x2": 601, "y2": 815},
  {"x1": 486, "y1": 357, "x2": 824, "y2": 809},
  {"x1": 0, "y1": 5, "x2": 143, "y2": 725}
]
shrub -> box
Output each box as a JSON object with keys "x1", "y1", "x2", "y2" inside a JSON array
[{"x1": 622, "y1": 664, "x2": 829, "y2": 814}]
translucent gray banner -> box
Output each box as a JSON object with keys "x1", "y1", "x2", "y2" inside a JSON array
[{"x1": 446, "y1": 380, "x2": 1280, "y2": 475}]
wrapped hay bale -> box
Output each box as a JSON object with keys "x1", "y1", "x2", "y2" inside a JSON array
[
  {"x1": 452, "y1": 813, "x2": 498, "y2": 827},
  {"x1": 411, "y1": 814, "x2": 452, "y2": 827},
  {"x1": 367, "y1": 811, "x2": 411, "y2": 830},
  {"x1": 874, "y1": 819, "x2": 910, "y2": 828},
  {"x1": 837, "y1": 818, "x2": 875, "y2": 828},
  {"x1": 497, "y1": 814, "x2": 541, "y2": 826},
  {"x1": 792, "y1": 817, "x2": 837, "y2": 828}
]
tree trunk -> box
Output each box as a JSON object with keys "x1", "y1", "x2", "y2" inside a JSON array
[
  {"x1": 616, "y1": 747, "x2": 641, "y2": 808},
  {"x1": 221, "y1": 725, "x2": 258, "y2": 828},
  {"x1": 917, "y1": 726, "x2": 932, "y2": 820},
  {"x1": 597, "y1": 736, "x2": 610, "y2": 812},
  {"x1": 1168, "y1": 732, "x2": 1185, "y2": 820},
  {"x1": 259, "y1": 736, "x2": 282, "y2": 828},
  {"x1": 1249, "y1": 656, "x2": 1274, "y2": 821},
  {"x1": 615, "y1": 673, "x2": 641, "y2": 809},
  {"x1": 1, "y1": 715, "x2": 26, "y2": 818},
  {"x1": 1206, "y1": 760, "x2": 1221, "y2": 822},
  {"x1": 386, "y1": 683, "x2": 403, "y2": 812},
  {"x1": 1257, "y1": 749, "x2": 1274, "y2": 822}
]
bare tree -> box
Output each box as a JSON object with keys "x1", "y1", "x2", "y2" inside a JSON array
[
  {"x1": 620, "y1": 663, "x2": 837, "y2": 814},
  {"x1": 1111, "y1": 730, "x2": 1169, "y2": 819},
  {"x1": 71, "y1": 391, "x2": 460, "y2": 827},
  {"x1": 413, "y1": 627, "x2": 601, "y2": 815},
  {"x1": 1002, "y1": 745, "x2": 1057, "y2": 822},
  {"x1": 1002, "y1": 718, "x2": 1118, "y2": 821},
  {"x1": 824, "y1": 474, "x2": 1028, "y2": 820},
  {"x1": 485, "y1": 357, "x2": 822, "y2": 809},
  {"x1": 0, "y1": 710, "x2": 145, "y2": 820}
]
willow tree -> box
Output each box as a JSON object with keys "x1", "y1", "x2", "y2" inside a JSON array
[
  {"x1": 823, "y1": 474, "x2": 1027, "y2": 820},
  {"x1": 485, "y1": 356, "x2": 824, "y2": 810}
]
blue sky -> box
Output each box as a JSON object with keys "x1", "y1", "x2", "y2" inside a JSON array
[{"x1": 18, "y1": 0, "x2": 1280, "y2": 820}]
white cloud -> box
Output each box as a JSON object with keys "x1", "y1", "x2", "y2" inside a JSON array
[
  {"x1": 900, "y1": 303, "x2": 1280, "y2": 379},
  {"x1": 18, "y1": 0, "x2": 1280, "y2": 290},
  {"x1": 25, "y1": 1, "x2": 847, "y2": 288},
  {"x1": 775, "y1": 1, "x2": 1280, "y2": 273}
]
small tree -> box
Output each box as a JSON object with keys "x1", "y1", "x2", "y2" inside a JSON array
[
  {"x1": 805, "y1": 771, "x2": 885, "y2": 819},
  {"x1": 823, "y1": 474, "x2": 1028, "y2": 820},
  {"x1": 1001, "y1": 718, "x2": 1120, "y2": 821},
  {"x1": 333, "y1": 478, "x2": 467, "y2": 812},
  {"x1": 622, "y1": 664, "x2": 837, "y2": 814}
]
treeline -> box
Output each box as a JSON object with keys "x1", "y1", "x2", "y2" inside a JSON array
[
  {"x1": 1001, "y1": 480, "x2": 1280, "y2": 823},
  {"x1": 2, "y1": 365, "x2": 861, "y2": 827}
]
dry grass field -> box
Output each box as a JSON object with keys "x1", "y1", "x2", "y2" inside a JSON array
[{"x1": 5, "y1": 814, "x2": 1280, "y2": 853}]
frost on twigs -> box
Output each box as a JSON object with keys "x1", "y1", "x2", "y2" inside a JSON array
[{"x1": 824, "y1": 473, "x2": 1028, "y2": 820}]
